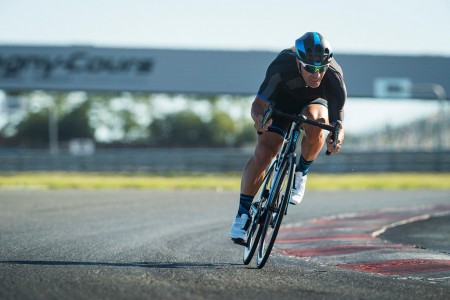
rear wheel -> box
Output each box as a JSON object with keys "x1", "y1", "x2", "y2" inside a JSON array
[
  {"x1": 256, "y1": 158, "x2": 294, "y2": 268},
  {"x1": 243, "y1": 162, "x2": 276, "y2": 265}
]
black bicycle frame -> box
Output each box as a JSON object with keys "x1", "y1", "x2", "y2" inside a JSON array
[{"x1": 264, "y1": 121, "x2": 302, "y2": 218}]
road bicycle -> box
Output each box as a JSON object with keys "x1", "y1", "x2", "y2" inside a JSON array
[{"x1": 243, "y1": 102, "x2": 340, "y2": 268}]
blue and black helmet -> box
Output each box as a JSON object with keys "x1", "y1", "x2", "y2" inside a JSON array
[{"x1": 295, "y1": 32, "x2": 333, "y2": 66}]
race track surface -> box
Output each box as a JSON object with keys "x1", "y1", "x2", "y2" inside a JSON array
[{"x1": 1, "y1": 189, "x2": 449, "y2": 299}]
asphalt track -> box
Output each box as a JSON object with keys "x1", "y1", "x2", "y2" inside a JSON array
[{"x1": 0, "y1": 189, "x2": 449, "y2": 300}]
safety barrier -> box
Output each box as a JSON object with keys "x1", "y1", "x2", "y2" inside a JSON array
[{"x1": 0, "y1": 148, "x2": 449, "y2": 173}]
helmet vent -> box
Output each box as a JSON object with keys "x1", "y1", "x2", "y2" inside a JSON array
[{"x1": 295, "y1": 32, "x2": 334, "y2": 65}]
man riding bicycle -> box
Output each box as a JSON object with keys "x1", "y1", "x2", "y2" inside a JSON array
[{"x1": 230, "y1": 32, "x2": 347, "y2": 245}]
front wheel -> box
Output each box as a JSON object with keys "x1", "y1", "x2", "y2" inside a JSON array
[
  {"x1": 243, "y1": 162, "x2": 276, "y2": 265},
  {"x1": 256, "y1": 158, "x2": 294, "y2": 269}
]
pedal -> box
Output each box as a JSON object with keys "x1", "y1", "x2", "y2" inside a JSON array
[{"x1": 231, "y1": 238, "x2": 247, "y2": 246}]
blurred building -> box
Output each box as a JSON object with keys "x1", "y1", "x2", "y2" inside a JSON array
[{"x1": 0, "y1": 45, "x2": 449, "y2": 99}]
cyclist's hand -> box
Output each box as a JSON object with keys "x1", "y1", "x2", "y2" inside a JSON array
[
  {"x1": 255, "y1": 114, "x2": 272, "y2": 132},
  {"x1": 326, "y1": 123, "x2": 344, "y2": 154}
]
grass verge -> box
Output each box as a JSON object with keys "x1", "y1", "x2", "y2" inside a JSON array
[{"x1": 0, "y1": 172, "x2": 449, "y2": 190}]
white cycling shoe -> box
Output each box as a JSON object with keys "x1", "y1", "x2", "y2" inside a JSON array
[
  {"x1": 229, "y1": 214, "x2": 250, "y2": 245},
  {"x1": 291, "y1": 172, "x2": 307, "y2": 205}
]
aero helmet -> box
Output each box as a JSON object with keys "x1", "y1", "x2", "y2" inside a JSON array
[{"x1": 295, "y1": 32, "x2": 333, "y2": 66}]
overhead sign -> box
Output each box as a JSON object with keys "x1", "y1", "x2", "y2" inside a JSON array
[
  {"x1": 0, "y1": 51, "x2": 153, "y2": 78},
  {"x1": 1, "y1": 46, "x2": 449, "y2": 99},
  {"x1": 373, "y1": 77, "x2": 413, "y2": 98},
  {"x1": 0, "y1": 46, "x2": 155, "y2": 92},
  {"x1": 0, "y1": 45, "x2": 273, "y2": 94}
]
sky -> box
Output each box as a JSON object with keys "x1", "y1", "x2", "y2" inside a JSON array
[
  {"x1": 0, "y1": 0, "x2": 449, "y2": 135},
  {"x1": 1, "y1": 0, "x2": 449, "y2": 55}
]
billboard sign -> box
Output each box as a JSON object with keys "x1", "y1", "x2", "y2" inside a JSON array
[
  {"x1": 373, "y1": 77, "x2": 413, "y2": 98},
  {"x1": 0, "y1": 46, "x2": 154, "y2": 92},
  {"x1": 0, "y1": 45, "x2": 273, "y2": 95}
]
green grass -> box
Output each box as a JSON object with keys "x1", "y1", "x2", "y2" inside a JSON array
[
  {"x1": 307, "y1": 173, "x2": 450, "y2": 190},
  {"x1": 0, "y1": 172, "x2": 449, "y2": 190}
]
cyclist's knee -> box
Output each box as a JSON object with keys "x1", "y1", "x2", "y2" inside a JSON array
[
  {"x1": 302, "y1": 104, "x2": 327, "y2": 142},
  {"x1": 254, "y1": 133, "x2": 283, "y2": 165},
  {"x1": 304, "y1": 128, "x2": 326, "y2": 147},
  {"x1": 302, "y1": 102, "x2": 328, "y2": 123},
  {"x1": 304, "y1": 123, "x2": 326, "y2": 140}
]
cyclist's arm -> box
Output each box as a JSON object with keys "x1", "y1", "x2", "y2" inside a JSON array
[
  {"x1": 326, "y1": 121, "x2": 344, "y2": 154},
  {"x1": 255, "y1": 56, "x2": 284, "y2": 132},
  {"x1": 252, "y1": 96, "x2": 272, "y2": 132},
  {"x1": 326, "y1": 102, "x2": 345, "y2": 153},
  {"x1": 325, "y1": 68, "x2": 347, "y2": 153}
]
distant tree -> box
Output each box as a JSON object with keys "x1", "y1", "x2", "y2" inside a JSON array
[
  {"x1": 58, "y1": 100, "x2": 94, "y2": 141},
  {"x1": 234, "y1": 121, "x2": 257, "y2": 147},
  {"x1": 1, "y1": 92, "x2": 257, "y2": 148},
  {"x1": 149, "y1": 110, "x2": 208, "y2": 147},
  {"x1": 206, "y1": 111, "x2": 237, "y2": 146},
  {"x1": 3, "y1": 93, "x2": 94, "y2": 147},
  {"x1": 88, "y1": 92, "x2": 151, "y2": 142},
  {"x1": 13, "y1": 111, "x2": 49, "y2": 147},
  {"x1": 148, "y1": 109, "x2": 257, "y2": 147}
]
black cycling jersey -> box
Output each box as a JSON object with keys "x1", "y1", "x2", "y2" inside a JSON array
[{"x1": 257, "y1": 48, "x2": 346, "y2": 125}]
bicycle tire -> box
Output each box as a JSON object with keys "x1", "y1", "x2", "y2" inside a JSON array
[
  {"x1": 243, "y1": 162, "x2": 276, "y2": 265},
  {"x1": 256, "y1": 157, "x2": 294, "y2": 268}
]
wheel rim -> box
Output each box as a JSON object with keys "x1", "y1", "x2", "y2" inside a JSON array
[
  {"x1": 256, "y1": 160, "x2": 293, "y2": 268},
  {"x1": 242, "y1": 163, "x2": 276, "y2": 265}
]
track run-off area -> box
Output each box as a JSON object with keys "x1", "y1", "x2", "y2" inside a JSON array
[{"x1": 1, "y1": 189, "x2": 449, "y2": 299}]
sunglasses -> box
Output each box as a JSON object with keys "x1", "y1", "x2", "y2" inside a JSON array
[{"x1": 299, "y1": 61, "x2": 329, "y2": 73}]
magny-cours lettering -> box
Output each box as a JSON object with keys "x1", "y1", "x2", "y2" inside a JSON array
[{"x1": 0, "y1": 51, "x2": 154, "y2": 78}]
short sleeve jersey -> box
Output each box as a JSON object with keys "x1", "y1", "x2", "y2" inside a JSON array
[{"x1": 257, "y1": 48, "x2": 347, "y2": 123}]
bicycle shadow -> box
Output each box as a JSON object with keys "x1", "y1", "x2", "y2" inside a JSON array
[{"x1": 0, "y1": 260, "x2": 239, "y2": 269}]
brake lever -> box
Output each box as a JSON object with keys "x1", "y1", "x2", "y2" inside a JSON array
[
  {"x1": 326, "y1": 120, "x2": 341, "y2": 156},
  {"x1": 261, "y1": 102, "x2": 275, "y2": 130}
]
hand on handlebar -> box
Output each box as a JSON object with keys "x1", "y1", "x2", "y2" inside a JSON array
[
  {"x1": 255, "y1": 114, "x2": 273, "y2": 132},
  {"x1": 255, "y1": 101, "x2": 275, "y2": 133},
  {"x1": 326, "y1": 121, "x2": 344, "y2": 155}
]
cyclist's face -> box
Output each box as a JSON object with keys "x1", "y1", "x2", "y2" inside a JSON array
[{"x1": 297, "y1": 59, "x2": 327, "y2": 88}]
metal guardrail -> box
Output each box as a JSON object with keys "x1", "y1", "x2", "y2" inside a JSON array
[{"x1": 0, "y1": 148, "x2": 449, "y2": 173}]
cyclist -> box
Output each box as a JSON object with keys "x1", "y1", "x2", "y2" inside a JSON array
[{"x1": 230, "y1": 32, "x2": 347, "y2": 245}]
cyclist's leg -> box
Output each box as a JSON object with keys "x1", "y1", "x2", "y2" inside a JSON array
[
  {"x1": 230, "y1": 131, "x2": 283, "y2": 243},
  {"x1": 300, "y1": 99, "x2": 329, "y2": 162},
  {"x1": 240, "y1": 132, "x2": 283, "y2": 197},
  {"x1": 230, "y1": 118, "x2": 289, "y2": 243},
  {"x1": 291, "y1": 99, "x2": 329, "y2": 205},
  {"x1": 240, "y1": 115, "x2": 291, "y2": 198}
]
